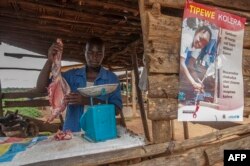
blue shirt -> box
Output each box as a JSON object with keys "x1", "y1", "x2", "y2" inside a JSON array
[{"x1": 62, "y1": 66, "x2": 122, "y2": 132}]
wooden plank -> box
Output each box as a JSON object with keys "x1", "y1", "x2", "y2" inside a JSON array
[
  {"x1": 13, "y1": 1, "x2": 140, "y2": 28},
  {"x1": 3, "y1": 92, "x2": 47, "y2": 99},
  {"x1": 147, "y1": 12, "x2": 182, "y2": 40},
  {"x1": 4, "y1": 100, "x2": 49, "y2": 108},
  {"x1": 0, "y1": 80, "x2": 3, "y2": 117},
  {"x1": 0, "y1": 67, "x2": 41, "y2": 71},
  {"x1": 148, "y1": 98, "x2": 177, "y2": 120},
  {"x1": 148, "y1": 75, "x2": 250, "y2": 98},
  {"x1": 139, "y1": 0, "x2": 150, "y2": 49},
  {"x1": 131, "y1": 71, "x2": 137, "y2": 117},
  {"x1": 4, "y1": 53, "x2": 46, "y2": 59},
  {"x1": 148, "y1": 75, "x2": 178, "y2": 98},
  {"x1": 126, "y1": 69, "x2": 129, "y2": 107},
  {"x1": 152, "y1": 120, "x2": 171, "y2": 143},
  {"x1": 147, "y1": 0, "x2": 185, "y2": 9},
  {"x1": 72, "y1": 0, "x2": 139, "y2": 16},
  {"x1": 25, "y1": 124, "x2": 250, "y2": 166},
  {"x1": 131, "y1": 46, "x2": 150, "y2": 141},
  {"x1": 147, "y1": 52, "x2": 180, "y2": 74},
  {"x1": 243, "y1": 48, "x2": 250, "y2": 76},
  {"x1": 147, "y1": 98, "x2": 250, "y2": 120},
  {"x1": 146, "y1": 0, "x2": 250, "y2": 12},
  {"x1": 132, "y1": 136, "x2": 250, "y2": 166},
  {"x1": 131, "y1": 147, "x2": 207, "y2": 166},
  {"x1": 149, "y1": 110, "x2": 177, "y2": 121},
  {"x1": 243, "y1": 28, "x2": 250, "y2": 49},
  {"x1": 205, "y1": 136, "x2": 250, "y2": 165},
  {"x1": 21, "y1": 0, "x2": 140, "y2": 20}
]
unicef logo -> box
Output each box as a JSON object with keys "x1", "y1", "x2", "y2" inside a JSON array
[{"x1": 228, "y1": 115, "x2": 240, "y2": 119}]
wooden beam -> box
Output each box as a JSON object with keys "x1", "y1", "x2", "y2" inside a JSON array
[
  {"x1": 0, "y1": 19, "x2": 141, "y2": 67},
  {"x1": 72, "y1": 0, "x2": 139, "y2": 16},
  {"x1": 148, "y1": 75, "x2": 178, "y2": 98},
  {"x1": 107, "y1": 39, "x2": 141, "y2": 62},
  {"x1": 4, "y1": 100, "x2": 49, "y2": 108},
  {"x1": 22, "y1": 0, "x2": 139, "y2": 18},
  {"x1": 147, "y1": 0, "x2": 250, "y2": 12},
  {"x1": 132, "y1": 136, "x2": 250, "y2": 166},
  {"x1": 126, "y1": 69, "x2": 129, "y2": 107},
  {"x1": 2, "y1": 92, "x2": 47, "y2": 99},
  {"x1": 1, "y1": 35, "x2": 133, "y2": 65},
  {"x1": 0, "y1": 20, "x2": 134, "y2": 45},
  {"x1": 205, "y1": 135, "x2": 250, "y2": 165},
  {"x1": 12, "y1": 1, "x2": 140, "y2": 28},
  {"x1": 0, "y1": 67, "x2": 41, "y2": 71},
  {"x1": 131, "y1": 44, "x2": 150, "y2": 141},
  {"x1": 148, "y1": 98, "x2": 177, "y2": 120},
  {"x1": 4, "y1": 53, "x2": 46, "y2": 59},
  {"x1": 0, "y1": 80, "x2": 3, "y2": 117},
  {"x1": 152, "y1": 120, "x2": 171, "y2": 143},
  {"x1": 131, "y1": 70, "x2": 137, "y2": 117}
]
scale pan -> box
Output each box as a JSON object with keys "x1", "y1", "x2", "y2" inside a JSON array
[{"x1": 77, "y1": 84, "x2": 118, "y2": 97}]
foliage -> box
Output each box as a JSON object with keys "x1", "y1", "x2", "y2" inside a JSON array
[{"x1": 6, "y1": 107, "x2": 42, "y2": 118}]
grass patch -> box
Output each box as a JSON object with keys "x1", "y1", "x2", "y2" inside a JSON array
[{"x1": 6, "y1": 107, "x2": 42, "y2": 118}]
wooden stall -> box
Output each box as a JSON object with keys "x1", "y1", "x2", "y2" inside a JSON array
[{"x1": 1, "y1": 0, "x2": 250, "y2": 165}]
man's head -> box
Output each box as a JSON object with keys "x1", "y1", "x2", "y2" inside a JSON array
[
  {"x1": 192, "y1": 26, "x2": 212, "y2": 49},
  {"x1": 85, "y1": 37, "x2": 105, "y2": 68}
]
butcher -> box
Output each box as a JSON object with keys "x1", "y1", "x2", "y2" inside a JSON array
[{"x1": 35, "y1": 37, "x2": 123, "y2": 132}]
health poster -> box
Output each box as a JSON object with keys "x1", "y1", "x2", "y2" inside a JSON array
[{"x1": 178, "y1": 0, "x2": 246, "y2": 121}]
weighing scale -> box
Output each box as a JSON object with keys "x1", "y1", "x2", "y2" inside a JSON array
[{"x1": 77, "y1": 84, "x2": 118, "y2": 142}]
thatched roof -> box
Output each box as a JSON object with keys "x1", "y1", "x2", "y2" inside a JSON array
[{"x1": 0, "y1": 0, "x2": 143, "y2": 69}]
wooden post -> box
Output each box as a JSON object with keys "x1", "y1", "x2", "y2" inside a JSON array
[
  {"x1": 59, "y1": 114, "x2": 64, "y2": 130},
  {"x1": 152, "y1": 120, "x2": 171, "y2": 143},
  {"x1": 171, "y1": 120, "x2": 175, "y2": 140},
  {"x1": 126, "y1": 69, "x2": 129, "y2": 107},
  {"x1": 183, "y1": 122, "x2": 189, "y2": 139},
  {"x1": 131, "y1": 70, "x2": 137, "y2": 117},
  {"x1": 0, "y1": 80, "x2": 3, "y2": 117},
  {"x1": 131, "y1": 46, "x2": 150, "y2": 141}
]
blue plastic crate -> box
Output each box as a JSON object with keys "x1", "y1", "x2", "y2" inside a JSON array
[{"x1": 80, "y1": 104, "x2": 117, "y2": 142}]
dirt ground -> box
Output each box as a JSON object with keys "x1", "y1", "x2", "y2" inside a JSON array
[{"x1": 126, "y1": 116, "x2": 250, "y2": 141}]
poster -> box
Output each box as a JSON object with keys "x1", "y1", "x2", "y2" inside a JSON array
[{"x1": 178, "y1": 0, "x2": 246, "y2": 121}]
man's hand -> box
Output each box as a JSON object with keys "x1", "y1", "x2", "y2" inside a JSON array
[
  {"x1": 48, "y1": 39, "x2": 63, "y2": 63},
  {"x1": 64, "y1": 93, "x2": 88, "y2": 105}
]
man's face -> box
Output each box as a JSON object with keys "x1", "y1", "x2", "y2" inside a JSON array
[
  {"x1": 85, "y1": 44, "x2": 104, "y2": 68},
  {"x1": 193, "y1": 30, "x2": 210, "y2": 49}
]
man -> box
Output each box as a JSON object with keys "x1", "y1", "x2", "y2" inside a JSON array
[{"x1": 36, "y1": 37, "x2": 123, "y2": 132}]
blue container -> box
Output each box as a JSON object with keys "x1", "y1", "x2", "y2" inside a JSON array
[{"x1": 80, "y1": 104, "x2": 117, "y2": 142}]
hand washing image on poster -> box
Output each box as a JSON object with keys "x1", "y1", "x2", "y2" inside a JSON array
[{"x1": 178, "y1": 0, "x2": 246, "y2": 121}]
